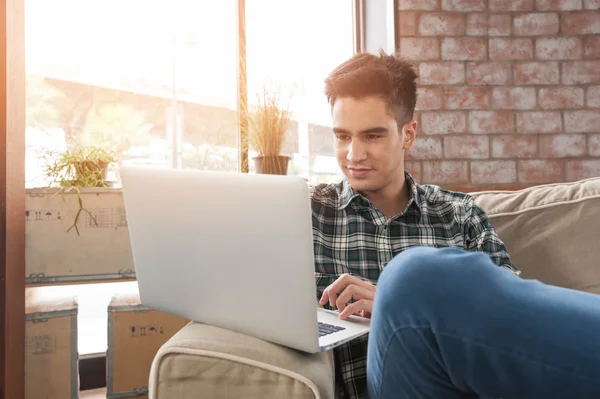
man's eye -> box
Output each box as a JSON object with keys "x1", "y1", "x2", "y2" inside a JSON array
[
  {"x1": 367, "y1": 135, "x2": 380, "y2": 140},
  {"x1": 336, "y1": 135, "x2": 350, "y2": 141}
]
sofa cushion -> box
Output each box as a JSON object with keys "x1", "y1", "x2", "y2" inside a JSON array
[
  {"x1": 471, "y1": 177, "x2": 600, "y2": 294},
  {"x1": 149, "y1": 322, "x2": 335, "y2": 399}
]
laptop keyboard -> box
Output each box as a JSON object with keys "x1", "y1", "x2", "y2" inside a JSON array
[{"x1": 318, "y1": 322, "x2": 346, "y2": 337}]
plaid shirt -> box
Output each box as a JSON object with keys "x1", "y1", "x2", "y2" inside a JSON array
[{"x1": 310, "y1": 172, "x2": 519, "y2": 399}]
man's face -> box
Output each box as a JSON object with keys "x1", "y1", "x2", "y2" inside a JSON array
[{"x1": 331, "y1": 96, "x2": 416, "y2": 194}]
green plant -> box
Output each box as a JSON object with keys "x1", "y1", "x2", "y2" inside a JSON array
[{"x1": 40, "y1": 144, "x2": 118, "y2": 235}]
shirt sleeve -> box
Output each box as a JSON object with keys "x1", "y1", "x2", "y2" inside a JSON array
[{"x1": 464, "y1": 200, "x2": 521, "y2": 275}]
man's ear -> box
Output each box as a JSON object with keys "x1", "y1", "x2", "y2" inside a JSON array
[{"x1": 402, "y1": 120, "x2": 418, "y2": 150}]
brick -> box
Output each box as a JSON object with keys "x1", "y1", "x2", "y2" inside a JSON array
[
  {"x1": 514, "y1": 13, "x2": 560, "y2": 36},
  {"x1": 441, "y1": 0, "x2": 486, "y2": 10},
  {"x1": 564, "y1": 110, "x2": 600, "y2": 132},
  {"x1": 562, "y1": 12, "x2": 600, "y2": 34},
  {"x1": 471, "y1": 161, "x2": 517, "y2": 184},
  {"x1": 405, "y1": 161, "x2": 423, "y2": 182},
  {"x1": 540, "y1": 134, "x2": 587, "y2": 157},
  {"x1": 514, "y1": 62, "x2": 559, "y2": 85},
  {"x1": 492, "y1": 87, "x2": 537, "y2": 109},
  {"x1": 423, "y1": 161, "x2": 469, "y2": 183},
  {"x1": 442, "y1": 38, "x2": 487, "y2": 60},
  {"x1": 588, "y1": 86, "x2": 600, "y2": 107},
  {"x1": 397, "y1": 11, "x2": 418, "y2": 37},
  {"x1": 584, "y1": 36, "x2": 600, "y2": 58},
  {"x1": 518, "y1": 160, "x2": 565, "y2": 183},
  {"x1": 400, "y1": 38, "x2": 440, "y2": 60},
  {"x1": 467, "y1": 13, "x2": 511, "y2": 36},
  {"x1": 469, "y1": 111, "x2": 515, "y2": 134},
  {"x1": 416, "y1": 87, "x2": 443, "y2": 110},
  {"x1": 399, "y1": 0, "x2": 439, "y2": 10},
  {"x1": 492, "y1": 136, "x2": 538, "y2": 158},
  {"x1": 490, "y1": 38, "x2": 533, "y2": 60},
  {"x1": 562, "y1": 61, "x2": 600, "y2": 84},
  {"x1": 444, "y1": 136, "x2": 489, "y2": 158},
  {"x1": 589, "y1": 134, "x2": 600, "y2": 156},
  {"x1": 536, "y1": 37, "x2": 583, "y2": 60},
  {"x1": 566, "y1": 160, "x2": 600, "y2": 181},
  {"x1": 585, "y1": 0, "x2": 600, "y2": 8},
  {"x1": 535, "y1": 0, "x2": 583, "y2": 10},
  {"x1": 539, "y1": 87, "x2": 585, "y2": 109},
  {"x1": 406, "y1": 137, "x2": 443, "y2": 160},
  {"x1": 419, "y1": 13, "x2": 466, "y2": 36},
  {"x1": 419, "y1": 62, "x2": 465, "y2": 85},
  {"x1": 517, "y1": 111, "x2": 562, "y2": 133},
  {"x1": 490, "y1": 0, "x2": 534, "y2": 11},
  {"x1": 421, "y1": 111, "x2": 467, "y2": 134},
  {"x1": 466, "y1": 62, "x2": 512, "y2": 85},
  {"x1": 444, "y1": 87, "x2": 490, "y2": 109}
]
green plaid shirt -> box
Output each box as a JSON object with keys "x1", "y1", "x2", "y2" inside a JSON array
[{"x1": 310, "y1": 172, "x2": 519, "y2": 399}]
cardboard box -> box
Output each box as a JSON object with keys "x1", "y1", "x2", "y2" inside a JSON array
[
  {"x1": 26, "y1": 187, "x2": 135, "y2": 284},
  {"x1": 25, "y1": 287, "x2": 79, "y2": 399},
  {"x1": 107, "y1": 292, "x2": 189, "y2": 398}
]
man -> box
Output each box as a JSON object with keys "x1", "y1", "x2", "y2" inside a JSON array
[
  {"x1": 309, "y1": 50, "x2": 516, "y2": 398},
  {"x1": 311, "y1": 50, "x2": 600, "y2": 398}
]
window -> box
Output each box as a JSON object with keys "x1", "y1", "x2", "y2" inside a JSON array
[
  {"x1": 25, "y1": 0, "x2": 240, "y2": 189},
  {"x1": 25, "y1": 0, "x2": 239, "y2": 355},
  {"x1": 25, "y1": 0, "x2": 354, "y2": 356},
  {"x1": 246, "y1": 0, "x2": 354, "y2": 184}
]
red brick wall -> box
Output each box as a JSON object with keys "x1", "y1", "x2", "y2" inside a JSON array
[{"x1": 399, "y1": 0, "x2": 600, "y2": 192}]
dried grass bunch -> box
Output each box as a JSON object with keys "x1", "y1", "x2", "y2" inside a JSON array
[{"x1": 248, "y1": 87, "x2": 291, "y2": 157}]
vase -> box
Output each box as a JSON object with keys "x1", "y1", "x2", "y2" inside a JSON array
[{"x1": 253, "y1": 155, "x2": 291, "y2": 175}]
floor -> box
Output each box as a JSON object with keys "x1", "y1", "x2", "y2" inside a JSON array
[
  {"x1": 80, "y1": 388, "x2": 107, "y2": 398},
  {"x1": 80, "y1": 388, "x2": 148, "y2": 399}
]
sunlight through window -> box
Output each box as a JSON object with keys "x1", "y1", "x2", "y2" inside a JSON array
[{"x1": 25, "y1": 0, "x2": 354, "y2": 355}]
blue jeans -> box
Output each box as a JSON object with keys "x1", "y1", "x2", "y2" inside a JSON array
[{"x1": 367, "y1": 247, "x2": 600, "y2": 399}]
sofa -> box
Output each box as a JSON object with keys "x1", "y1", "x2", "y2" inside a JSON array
[{"x1": 148, "y1": 177, "x2": 600, "y2": 399}]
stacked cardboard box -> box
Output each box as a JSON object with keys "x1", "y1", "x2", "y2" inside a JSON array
[
  {"x1": 26, "y1": 188, "x2": 135, "y2": 284},
  {"x1": 25, "y1": 287, "x2": 79, "y2": 399},
  {"x1": 106, "y1": 292, "x2": 189, "y2": 398}
]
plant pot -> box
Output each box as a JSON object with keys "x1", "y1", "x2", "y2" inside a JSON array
[
  {"x1": 73, "y1": 160, "x2": 110, "y2": 187},
  {"x1": 253, "y1": 155, "x2": 291, "y2": 175}
]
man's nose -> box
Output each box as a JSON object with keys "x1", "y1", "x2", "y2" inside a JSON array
[{"x1": 347, "y1": 139, "x2": 367, "y2": 162}]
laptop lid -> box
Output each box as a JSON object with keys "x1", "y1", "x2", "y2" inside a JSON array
[{"x1": 120, "y1": 166, "x2": 321, "y2": 352}]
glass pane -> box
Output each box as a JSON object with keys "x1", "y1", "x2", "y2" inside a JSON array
[
  {"x1": 25, "y1": 0, "x2": 239, "y2": 189},
  {"x1": 25, "y1": 0, "x2": 238, "y2": 355},
  {"x1": 246, "y1": 0, "x2": 354, "y2": 185}
]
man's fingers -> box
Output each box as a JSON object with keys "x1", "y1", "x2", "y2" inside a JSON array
[
  {"x1": 339, "y1": 300, "x2": 373, "y2": 320},
  {"x1": 324, "y1": 274, "x2": 375, "y2": 306},
  {"x1": 335, "y1": 285, "x2": 354, "y2": 314},
  {"x1": 335, "y1": 284, "x2": 372, "y2": 313},
  {"x1": 319, "y1": 290, "x2": 329, "y2": 305}
]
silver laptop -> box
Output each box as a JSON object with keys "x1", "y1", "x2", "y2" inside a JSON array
[{"x1": 120, "y1": 166, "x2": 370, "y2": 353}]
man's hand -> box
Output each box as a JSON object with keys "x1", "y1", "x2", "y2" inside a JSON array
[{"x1": 319, "y1": 274, "x2": 376, "y2": 320}]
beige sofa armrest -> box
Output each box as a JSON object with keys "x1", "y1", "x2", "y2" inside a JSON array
[{"x1": 149, "y1": 322, "x2": 335, "y2": 399}]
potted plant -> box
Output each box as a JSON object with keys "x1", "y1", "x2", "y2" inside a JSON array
[
  {"x1": 40, "y1": 143, "x2": 118, "y2": 235},
  {"x1": 249, "y1": 88, "x2": 292, "y2": 175}
]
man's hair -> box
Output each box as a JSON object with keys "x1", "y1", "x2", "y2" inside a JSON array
[{"x1": 324, "y1": 50, "x2": 418, "y2": 128}]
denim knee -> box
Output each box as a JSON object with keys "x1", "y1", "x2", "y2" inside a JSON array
[{"x1": 375, "y1": 247, "x2": 482, "y2": 321}]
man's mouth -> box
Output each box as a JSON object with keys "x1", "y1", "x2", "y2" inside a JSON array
[{"x1": 347, "y1": 167, "x2": 371, "y2": 178}]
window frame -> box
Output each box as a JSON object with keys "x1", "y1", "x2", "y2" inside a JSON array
[{"x1": 1, "y1": 0, "x2": 26, "y2": 396}]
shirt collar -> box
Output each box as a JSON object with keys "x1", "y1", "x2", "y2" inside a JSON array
[{"x1": 338, "y1": 171, "x2": 423, "y2": 213}]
